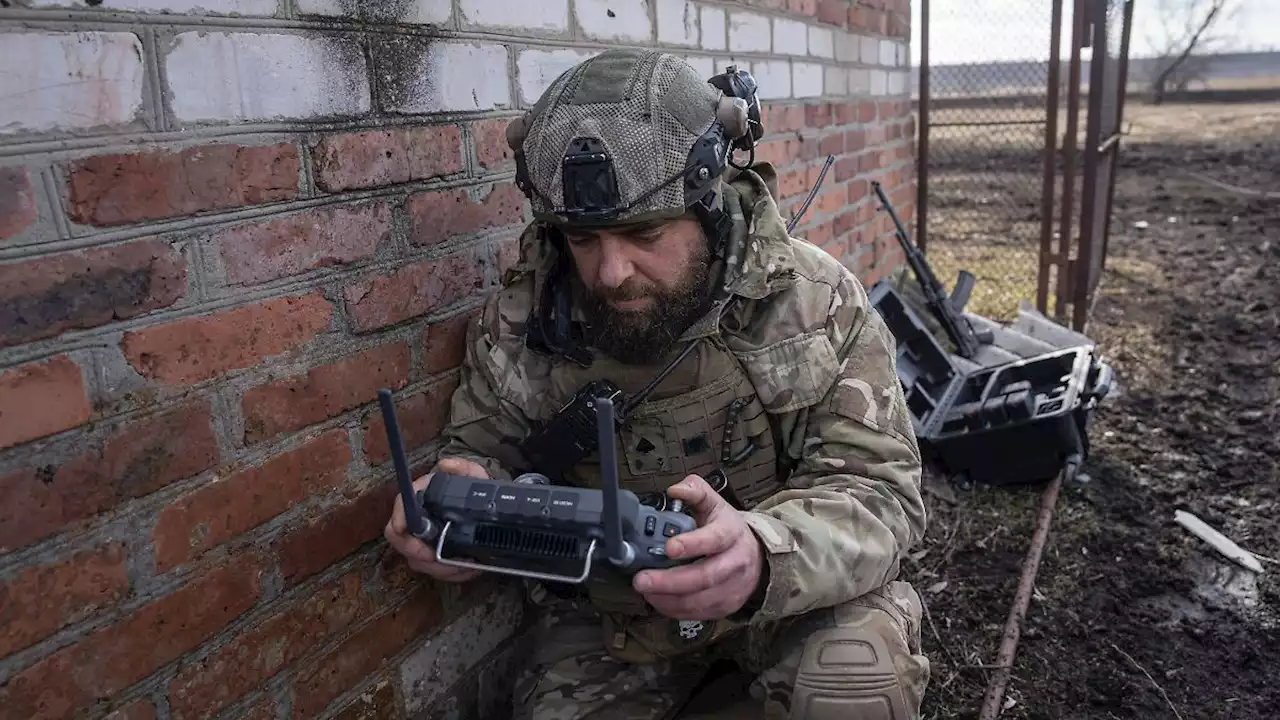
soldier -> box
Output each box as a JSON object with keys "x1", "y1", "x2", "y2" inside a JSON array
[{"x1": 385, "y1": 48, "x2": 930, "y2": 720}]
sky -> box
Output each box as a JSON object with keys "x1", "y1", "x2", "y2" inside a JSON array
[{"x1": 909, "y1": 0, "x2": 1280, "y2": 66}]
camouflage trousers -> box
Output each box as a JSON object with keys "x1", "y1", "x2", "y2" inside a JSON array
[{"x1": 510, "y1": 580, "x2": 931, "y2": 720}]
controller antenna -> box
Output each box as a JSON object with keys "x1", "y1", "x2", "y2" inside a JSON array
[
  {"x1": 378, "y1": 389, "x2": 435, "y2": 541},
  {"x1": 595, "y1": 394, "x2": 634, "y2": 567}
]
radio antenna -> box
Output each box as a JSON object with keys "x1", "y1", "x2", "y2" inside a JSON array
[
  {"x1": 595, "y1": 394, "x2": 633, "y2": 567},
  {"x1": 378, "y1": 389, "x2": 433, "y2": 540}
]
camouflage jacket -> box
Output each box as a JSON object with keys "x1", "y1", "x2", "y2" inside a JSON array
[{"x1": 437, "y1": 163, "x2": 927, "y2": 630}]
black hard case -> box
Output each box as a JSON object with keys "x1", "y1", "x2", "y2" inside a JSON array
[{"x1": 868, "y1": 282, "x2": 1112, "y2": 486}]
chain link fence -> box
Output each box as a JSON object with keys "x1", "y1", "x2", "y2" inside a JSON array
[{"x1": 916, "y1": 0, "x2": 1066, "y2": 322}]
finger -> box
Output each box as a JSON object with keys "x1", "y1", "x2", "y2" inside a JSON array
[
  {"x1": 666, "y1": 475, "x2": 726, "y2": 524},
  {"x1": 644, "y1": 582, "x2": 744, "y2": 621},
  {"x1": 434, "y1": 457, "x2": 490, "y2": 479},
  {"x1": 635, "y1": 545, "x2": 744, "y2": 596},
  {"x1": 665, "y1": 518, "x2": 739, "y2": 560}
]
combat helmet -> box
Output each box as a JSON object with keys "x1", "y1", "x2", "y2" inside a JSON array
[{"x1": 504, "y1": 49, "x2": 765, "y2": 252}]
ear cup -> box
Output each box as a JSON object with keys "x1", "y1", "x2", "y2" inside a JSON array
[{"x1": 716, "y1": 96, "x2": 750, "y2": 140}]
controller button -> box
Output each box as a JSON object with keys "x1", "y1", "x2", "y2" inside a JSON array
[
  {"x1": 663, "y1": 522, "x2": 680, "y2": 538},
  {"x1": 644, "y1": 516, "x2": 656, "y2": 536}
]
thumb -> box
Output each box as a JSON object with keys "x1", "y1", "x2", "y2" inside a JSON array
[{"x1": 666, "y1": 474, "x2": 725, "y2": 524}]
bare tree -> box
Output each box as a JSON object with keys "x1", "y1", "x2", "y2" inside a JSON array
[{"x1": 1146, "y1": 0, "x2": 1237, "y2": 103}]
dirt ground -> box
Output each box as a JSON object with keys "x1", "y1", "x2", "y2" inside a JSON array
[{"x1": 906, "y1": 102, "x2": 1280, "y2": 719}]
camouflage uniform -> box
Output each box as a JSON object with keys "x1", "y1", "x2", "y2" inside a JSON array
[{"x1": 434, "y1": 49, "x2": 930, "y2": 719}]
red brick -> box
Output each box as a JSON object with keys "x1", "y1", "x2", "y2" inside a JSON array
[
  {"x1": 406, "y1": 182, "x2": 525, "y2": 247},
  {"x1": 0, "y1": 400, "x2": 219, "y2": 552},
  {"x1": 240, "y1": 697, "x2": 279, "y2": 720},
  {"x1": 313, "y1": 126, "x2": 463, "y2": 193},
  {"x1": 67, "y1": 144, "x2": 300, "y2": 227},
  {"x1": 423, "y1": 311, "x2": 478, "y2": 375},
  {"x1": 817, "y1": 0, "x2": 846, "y2": 25},
  {"x1": 778, "y1": 168, "x2": 809, "y2": 200},
  {"x1": 765, "y1": 104, "x2": 805, "y2": 133},
  {"x1": 815, "y1": 185, "x2": 848, "y2": 217},
  {"x1": 834, "y1": 156, "x2": 858, "y2": 182},
  {"x1": 835, "y1": 210, "x2": 859, "y2": 237},
  {"x1": 473, "y1": 117, "x2": 516, "y2": 170},
  {"x1": 0, "y1": 544, "x2": 129, "y2": 657},
  {"x1": 121, "y1": 293, "x2": 333, "y2": 386},
  {"x1": 152, "y1": 430, "x2": 352, "y2": 572},
  {"x1": 807, "y1": 220, "x2": 836, "y2": 248},
  {"x1": 0, "y1": 355, "x2": 91, "y2": 452},
  {"x1": 819, "y1": 133, "x2": 844, "y2": 157},
  {"x1": 344, "y1": 254, "x2": 485, "y2": 333},
  {"x1": 805, "y1": 103, "x2": 833, "y2": 128},
  {"x1": 0, "y1": 166, "x2": 38, "y2": 240},
  {"x1": 0, "y1": 240, "x2": 187, "y2": 348},
  {"x1": 0, "y1": 558, "x2": 265, "y2": 720},
  {"x1": 217, "y1": 201, "x2": 391, "y2": 286},
  {"x1": 292, "y1": 586, "x2": 443, "y2": 717},
  {"x1": 241, "y1": 342, "x2": 411, "y2": 444},
  {"x1": 363, "y1": 377, "x2": 459, "y2": 465},
  {"x1": 278, "y1": 482, "x2": 399, "y2": 586},
  {"x1": 859, "y1": 101, "x2": 878, "y2": 123},
  {"x1": 788, "y1": 0, "x2": 817, "y2": 15},
  {"x1": 105, "y1": 699, "x2": 157, "y2": 720},
  {"x1": 835, "y1": 101, "x2": 859, "y2": 125},
  {"x1": 168, "y1": 570, "x2": 373, "y2": 720}
]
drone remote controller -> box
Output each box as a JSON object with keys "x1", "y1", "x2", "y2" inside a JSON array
[{"x1": 377, "y1": 389, "x2": 697, "y2": 584}]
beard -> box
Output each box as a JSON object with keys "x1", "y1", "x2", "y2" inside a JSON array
[{"x1": 578, "y1": 245, "x2": 714, "y2": 366}]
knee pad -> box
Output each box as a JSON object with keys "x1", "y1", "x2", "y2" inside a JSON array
[{"x1": 789, "y1": 625, "x2": 912, "y2": 720}]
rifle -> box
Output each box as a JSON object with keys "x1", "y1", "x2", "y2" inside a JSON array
[{"x1": 871, "y1": 181, "x2": 993, "y2": 359}]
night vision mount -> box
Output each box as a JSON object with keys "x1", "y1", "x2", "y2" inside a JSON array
[{"x1": 378, "y1": 388, "x2": 697, "y2": 584}]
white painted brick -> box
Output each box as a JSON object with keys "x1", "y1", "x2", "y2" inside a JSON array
[
  {"x1": 0, "y1": 31, "x2": 145, "y2": 134},
  {"x1": 808, "y1": 26, "x2": 834, "y2": 59},
  {"x1": 753, "y1": 60, "x2": 791, "y2": 100},
  {"x1": 889, "y1": 70, "x2": 909, "y2": 95},
  {"x1": 684, "y1": 55, "x2": 716, "y2": 80},
  {"x1": 657, "y1": 0, "x2": 699, "y2": 47},
  {"x1": 773, "y1": 18, "x2": 808, "y2": 56},
  {"x1": 848, "y1": 68, "x2": 871, "y2": 95},
  {"x1": 400, "y1": 585, "x2": 524, "y2": 716},
  {"x1": 390, "y1": 42, "x2": 511, "y2": 113},
  {"x1": 898, "y1": 44, "x2": 910, "y2": 68},
  {"x1": 861, "y1": 36, "x2": 879, "y2": 65},
  {"x1": 728, "y1": 11, "x2": 770, "y2": 53},
  {"x1": 33, "y1": 0, "x2": 275, "y2": 13},
  {"x1": 835, "y1": 32, "x2": 860, "y2": 63},
  {"x1": 298, "y1": 0, "x2": 451, "y2": 23},
  {"x1": 166, "y1": 32, "x2": 370, "y2": 122},
  {"x1": 793, "y1": 62, "x2": 824, "y2": 99},
  {"x1": 517, "y1": 48, "x2": 599, "y2": 105},
  {"x1": 825, "y1": 66, "x2": 848, "y2": 96},
  {"x1": 460, "y1": 0, "x2": 569, "y2": 33},
  {"x1": 880, "y1": 39, "x2": 897, "y2": 67},
  {"x1": 700, "y1": 6, "x2": 727, "y2": 50},
  {"x1": 577, "y1": 0, "x2": 653, "y2": 43},
  {"x1": 871, "y1": 69, "x2": 888, "y2": 96}
]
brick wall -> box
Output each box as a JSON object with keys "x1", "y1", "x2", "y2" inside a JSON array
[{"x1": 0, "y1": 1, "x2": 914, "y2": 719}]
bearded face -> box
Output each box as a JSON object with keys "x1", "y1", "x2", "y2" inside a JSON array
[{"x1": 562, "y1": 216, "x2": 715, "y2": 366}]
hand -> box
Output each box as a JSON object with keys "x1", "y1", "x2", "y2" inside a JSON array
[
  {"x1": 633, "y1": 474, "x2": 765, "y2": 621},
  {"x1": 384, "y1": 457, "x2": 489, "y2": 583}
]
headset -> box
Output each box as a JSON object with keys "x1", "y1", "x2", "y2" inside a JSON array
[{"x1": 505, "y1": 61, "x2": 765, "y2": 367}]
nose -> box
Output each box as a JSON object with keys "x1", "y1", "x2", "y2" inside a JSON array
[{"x1": 595, "y1": 236, "x2": 635, "y2": 290}]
